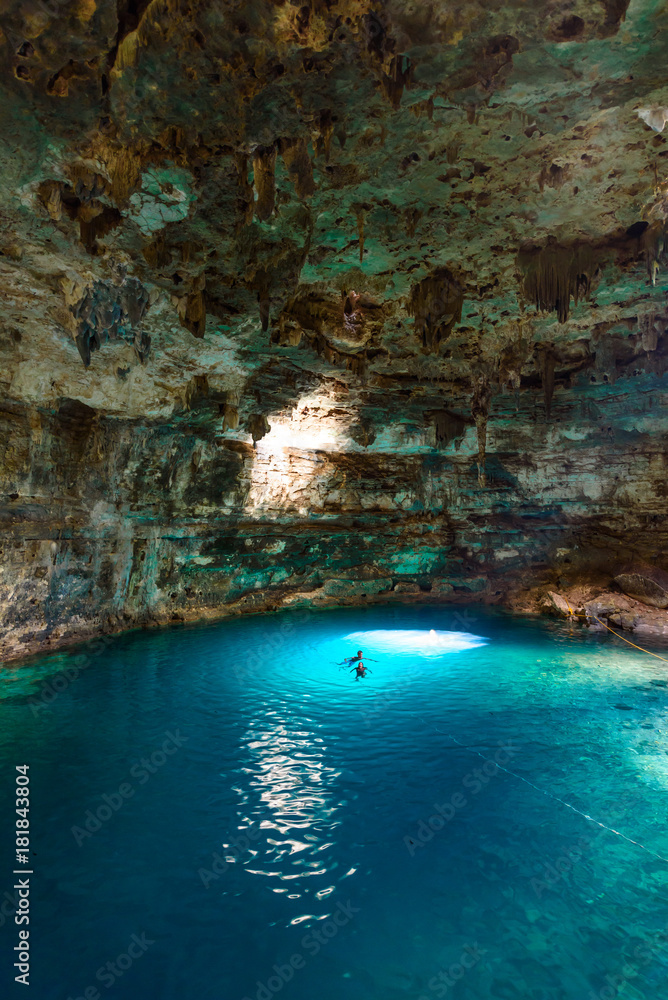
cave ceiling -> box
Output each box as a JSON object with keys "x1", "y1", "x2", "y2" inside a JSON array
[{"x1": 2, "y1": 0, "x2": 668, "y2": 441}]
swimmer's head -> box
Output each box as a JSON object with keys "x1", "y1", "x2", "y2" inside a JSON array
[{"x1": 357, "y1": 649, "x2": 363, "y2": 657}]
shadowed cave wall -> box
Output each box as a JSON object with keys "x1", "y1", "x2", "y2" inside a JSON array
[{"x1": 1, "y1": 0, "x2": 668, "y2": 658}]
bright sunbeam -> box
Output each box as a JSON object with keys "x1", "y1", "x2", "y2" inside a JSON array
[{"x1": 342, "y1": 629, "x2": 488, "y2": 656}]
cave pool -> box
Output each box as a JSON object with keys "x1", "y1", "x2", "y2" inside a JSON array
[{"x1": 1, "y1": 604, "x2": 668, "y2": 1000}]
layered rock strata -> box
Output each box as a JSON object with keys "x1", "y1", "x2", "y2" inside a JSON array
[{"x1": 2, "y1": 0, "x2": 668, "y2": 658}]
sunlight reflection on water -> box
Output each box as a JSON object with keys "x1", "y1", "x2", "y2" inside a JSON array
[{"x1": 342, "y1": 628, "x2": 488, "y2": 656}]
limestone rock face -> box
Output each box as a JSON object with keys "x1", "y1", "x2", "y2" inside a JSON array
[
  {"x1": 2, "y1": 0, "x2": 668, "y2": 657},
  {"x1": 542, "y1": 592, "x2": 572, "y2": 618},
  {"x1": 614, "y1": 564, "x2": 668, "y2": 608}
]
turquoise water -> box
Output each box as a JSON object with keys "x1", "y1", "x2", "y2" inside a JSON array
[{"x1": 2, "y1": 604, "x2": 668, "y2": 1000}]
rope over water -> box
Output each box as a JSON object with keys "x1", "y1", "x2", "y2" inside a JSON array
[
  {"x1": 409, "y1": 614, "x2": 668, "y2": 865},
  {"x1": 562, "y1": 600, "x2": 668, "y2": 662},
  {"x1": 410, "y1": 711, "x2": 668, "y2": 865}
]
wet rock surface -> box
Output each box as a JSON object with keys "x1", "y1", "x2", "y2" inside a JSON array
[
  {"x1": 2, "y1": 1, "x2": 668, "y2": 658},
  {"x1": 529, "y1": 585, "x2": 668, "y2": 641}
]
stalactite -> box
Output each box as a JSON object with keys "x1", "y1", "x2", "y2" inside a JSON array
[
  {"x1": 381, "y1": 55, "x2": 413, "y2": 109},
  {"x1": 39, "y1": 179, "x2": 122, "y2": 255},
  {"x1": 471, "y1": 377, "x2": 493, "y2": 487},
  {"x1": 248, "y1": 413, "x2": 270, "y2": 447},
  {"x1": 518, "y1": 239, "x2": 597, "y2": 323},
  {"x1": 408, "y1": 269, "x2": 464, "y2": 351},
  {"x1": 431, "y1": 410, "x2": 468, "y2": 450},
  {"x1": 179, "y1": 274, "x2": 206, "y2": 339},
  {"x1": 142, "y1": 233, "x2": 170, "y2": 268},
  {"x1": 279, "y1": 137, "x2": 315, "y2": 199},
  {"x1": 39, "y1": 180, "x2": 62, "y2": 220},
  {"x1": 255, "y1": 270, "x2": 271, "y2": 332},
  {"x1": 71, "y1": 277, "x2": 150, "y2": 366},
  {"x1": 222, "y1": 392, "x2": 240, "y2": 431},
  {"x1": 252, "y1": 145, "x2": 276, "y2": 221},
  {"x1": 498, "y1": 323, "x2": 528, "y2": 399},
  {"x1": 640, "y1": 312, "x2": 659, "y2": 352},
  {"x1": 538, "y1": 162, "x2": 572, "y2": 192},
  {"x1": 347, "y1": 353, "x2": 367, "y2": 381},
  {"x1": 234, "y1": 153, "x2": 254, "y2": 226},
  {"x1": 315, "y1": 109, "x2": 334, "y2": 162},
  {"x1": 222, "y1": 405, "x2": 239, "y2": 431}
]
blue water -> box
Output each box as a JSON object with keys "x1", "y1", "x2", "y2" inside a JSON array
[{"x1": 2, "y1": 604, "x2": 668, "y2": 1000}]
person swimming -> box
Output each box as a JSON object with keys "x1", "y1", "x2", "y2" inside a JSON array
[
  {"x1": 338, "y1": 649, "x2": 377, "y2": 668},
  {"x1": 351, "y1": 661, "x2": 371, "y2": 681}
]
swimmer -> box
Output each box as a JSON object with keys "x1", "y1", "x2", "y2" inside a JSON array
[
  {"x1": 350, "y1": 661, "x2": 371, "y2": 681},
  {"x1": 337, "y1": 649, "x2": 377, "y2": 668}
]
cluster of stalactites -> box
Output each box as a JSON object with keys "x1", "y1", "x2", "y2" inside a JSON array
[
  {"x1": 71, "y1": 276, "x2": 150, "y2": 367},
  {"x1": 519, "y1": 241, "x2": 597, "y2": 323},
  {"x1": 249, "y1": 137, "x2": 316, "y2": 224},
  {"x1": 408, "y1": 269, "x2": 464, "y2": 351},
  {"x1": 431, "y1": 410, "x2": 469, "y2": 450}
]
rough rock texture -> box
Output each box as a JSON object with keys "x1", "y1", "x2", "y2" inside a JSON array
[
  {"x1": 529, "y1": 584, "x2": 668, "y2": 640},
  {"x1": 614, "y1": 561, "x2": 668, "y2": 607},
  {"x1": 3, "y1": 0, "x2": 668, "y2": 658}
]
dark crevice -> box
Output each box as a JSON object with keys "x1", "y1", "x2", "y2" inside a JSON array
[
  {"x1": 57, "y1": 185, "x2": 122, "y2": 255},
  {"x1": 116, "y1": 0, "x2": 152, "y2": 44},
  {"x1": 104, "y1": 0, "x2": 153, "y2": 97}
]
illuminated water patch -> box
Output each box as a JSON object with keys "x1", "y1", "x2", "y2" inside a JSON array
[{"x1": 342, "y1": 629, "x2": 488, "y2": 656}]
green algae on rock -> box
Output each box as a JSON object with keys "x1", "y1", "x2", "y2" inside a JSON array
[{"x1": 2, "y1": 0, "x2": 668, "y2": 658}]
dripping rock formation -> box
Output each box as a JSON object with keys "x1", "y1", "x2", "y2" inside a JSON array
[{"x1": 2, "y1": 0, "x2": 668, "y2": 658}]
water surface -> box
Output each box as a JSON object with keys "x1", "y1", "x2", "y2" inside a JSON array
[{"x1": 1, "y1": 605, "x2": 668, "y2": 1000}]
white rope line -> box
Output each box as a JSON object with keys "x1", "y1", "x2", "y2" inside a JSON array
[{"x1": 410, "y1": 710, "x2": 668, "y2": 866}]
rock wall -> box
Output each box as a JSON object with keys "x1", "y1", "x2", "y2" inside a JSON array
[
  {"x1": 2, "y1": 360, "x2": 668, "y2": 659},
  {"x1": 2, "y1": 0, "x2": 668, "y2": 658}
]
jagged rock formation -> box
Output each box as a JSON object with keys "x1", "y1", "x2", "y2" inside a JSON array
[
  {"x1": 533, "y1": 584, "x2": 668, "y2": 640},
  {"x1": 2, "y1": 0, "x2": 668, "y2": 658}
]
